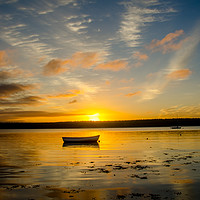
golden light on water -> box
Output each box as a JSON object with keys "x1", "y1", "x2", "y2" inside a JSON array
[{"x1": 88, "y1": 113, "x2": 100, "y2": 121}]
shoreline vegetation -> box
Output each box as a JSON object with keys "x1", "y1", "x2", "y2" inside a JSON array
[{"x1": 0, "y1": 118, "x2": 200, "y2": 129}]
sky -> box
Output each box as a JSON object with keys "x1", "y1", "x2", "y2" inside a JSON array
[{"x1": 0, "y1": 0, "x2": 200, "y2": 122}]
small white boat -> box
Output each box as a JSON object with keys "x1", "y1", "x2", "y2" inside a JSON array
[
  {"x1": 62, "y1": 135, "x2": 100, "y2": 143},
  {"x1": 171, "y1": 126, "x2": 181, "y2": 129}
]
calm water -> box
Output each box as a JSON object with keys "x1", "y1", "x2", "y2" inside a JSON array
[{"x1": 0, "y1": 127, "x2": 200, "y2": 199}]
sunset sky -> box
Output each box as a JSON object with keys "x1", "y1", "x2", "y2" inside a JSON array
[{"x1": 0, "y1": 0, "x2": 200, "y2": 122}]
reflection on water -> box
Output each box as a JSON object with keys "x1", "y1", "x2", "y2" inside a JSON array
[
  {"x1": 62, "y1": 142, "x2": 100, "y2": 149},
  {"x1": 0, "y1": 127, "x2": 200, "y2": 199}
]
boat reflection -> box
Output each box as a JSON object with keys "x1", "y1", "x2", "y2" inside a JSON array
[{"x1": 62, "y1": 142, "x2": 100, "y2": 149}]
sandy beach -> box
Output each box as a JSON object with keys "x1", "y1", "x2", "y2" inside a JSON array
[{"x1": 0, "y1": 128, "x2": 200, "y2": 199}]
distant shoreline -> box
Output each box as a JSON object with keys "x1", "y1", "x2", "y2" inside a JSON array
[{"x1": 0, "y1": 118, "x2": 200, "y2": 129}]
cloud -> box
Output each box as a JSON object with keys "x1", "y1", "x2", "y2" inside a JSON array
[
  {"x1": 0, "y1": 109, "x2": 85, "y2": 122},
  {"x1": 0, "y1": 83, "x2": 36, "y2": 98},
  {"x1": 160, "y1": 104, "x2": 200, "y2": 118},
  {"x1": 48, "y1": 93, "x2": 76, "y2": 98},
  {"x1": 161, "y1": 39, "x2": 187, "y2": 53},
  {"x1": 0, "y1": 1, "x2": 109, "y2": 65},
  {"x1": 151, "y1": 30, "x2": 183, "y2": 46},
  {"x1": 140, "y1": 25, "x2": 200, "y2": 101},
  {"x1": 38, "y1": 56, "x2": 47, "y2": 63},
  {"x1": 0, "y1": 96, "x2": 45, "y2": 106},
  {"x1": 119, "y1": 0, "x2": 177, "y2": 48},
  {"x1": 0, "y1": 0, "x2": 18, "y2": 5},
  {"x1": 133, "y1": 51, "x2": 148, "y2": 67},
  {"x1": 105, "y1": 80, "x2": 111, "y2": 85},
  {"x1": 66, "y1": 16, "x2": 92, "y2": 34},
  {"x1": 18, "y1": 0, "x2": 76, "y2": 16},
  {"x1": 1, "y1": 23, "x2": 55, "y2": 61},
  {"x1": 0, "y1": 71, "x2": 15, "y2": 80},
  {"x1": 95, "y1": 60, "x2": 128, "y2": 71},
  {"x1": 120, "y1": 78, "x2": 134, "y2": 84},
  {"x1": 47, "y1": 89, "x2": 82, "y2": 98},
  {"x1": 67, "y1": 22, "x2": 87, "y2": 32},
  {"x1": 166, "y1": 69, "x2": 192, "y2": 80},
  {"x1": 125, "y1": 91, "x2": 141, "y2": 97},
  {"x1": 0, "y1": 51, "x2": 10, "y2": 67},
  {"x1": 133, "y1": 51, "x2": 148, "y2": 61},
  {"x1": 67, "y1": 52, "x2": 101, "y2": 69},
  {"x1": 133, "y1": 62, "x2": 143, "y2": 68},
  {"x1": 43, "y1": 52, "x2": 101, "y2": 76},
  {"x1": 69, "y1": 99, "x2": 77, "y2": 104},
  {"x1": 0, "y1": 69, "x2": 28, "y2": 80},
  {"x1": 147, "y1": 30, "x2": 185, "y2": 53},
  {"x1": 18, "y1": 96, "x2": 45, "y2": 105},
  {"x1": 59, "y1": 76, "x2": 99, "y2": 98},
  {"x1": 43, "y1": 59, "x2": 68, "y2": 76}
]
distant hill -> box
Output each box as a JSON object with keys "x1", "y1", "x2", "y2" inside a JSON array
[{"x1": 0, "y1": 118, "x2": 200, "y2": 129}]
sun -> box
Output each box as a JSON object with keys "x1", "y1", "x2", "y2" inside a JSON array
[{"x1": 88, "y1": 113, "x2": 100, "y2": 121}]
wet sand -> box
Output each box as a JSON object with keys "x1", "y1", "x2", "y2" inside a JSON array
[{"x1": 0, "y1": 128, "x2": 200, "y2": 199}]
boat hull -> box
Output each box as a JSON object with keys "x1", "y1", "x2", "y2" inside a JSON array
[
  {"x1": 62, "y1": 135, "x2": 100, "y2": 143},
  {"x1": 171, "y1": 126, "x2": 181, "y2": 129}
]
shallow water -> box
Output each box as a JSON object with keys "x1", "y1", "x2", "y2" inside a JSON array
[{"x1": 0, "y1": 127, "x2": 200, "y2": 199}]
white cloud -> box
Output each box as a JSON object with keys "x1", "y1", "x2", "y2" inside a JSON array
[
  {"x1": 0, "y1": 23, "x2": 56, "y2": 61},
  {"x1": 65, "y1": 14, "x2": 92, "y2": 34},
  {"x1": 67, "y1": 22, "x2": 88, "y2": 33},
  {"x1": 0, "y1": 0, "x2": 112, "y2": 63},
  {"x1": 119, "y1": 0, "x2": 177, "y2": 48},
  {"x1": 0, "y1": 0, "x2": 18, "y2": 4},
  {"x1": 18, "y1": 0, "x2": 76, "y2": 16}
]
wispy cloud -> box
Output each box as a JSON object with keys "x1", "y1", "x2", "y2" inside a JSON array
[
  {"x1": 43, "y1": 51, "x2": 128, "y2": 76},
  {"x1": 0, "y1": 71, "x2": 13, "y2": 80},
  {"x1": 43, "y1": 51, "x2": 102, "y2": 76},
  {"x1": 0, "y1": 24, "x2": 55, "y2": 60},
  {"x1": 58, "y1": 76, "x2": 100, "y2": 100},
  {"x1": 0, "y1": 48, "x2": 42, "y2": 108},
  {"x1": 133, "y1": 51, "x2": 148, "y2": 61},
  {"x1": 0, "y1": 0, "x2": 110, "y2": 64},
  {"x1": 141, "y1": 26, "x2": 200, "y2": 100},
  {"x1": 47, "y1": 89, "x2": 82, "y2": 98},
  {"x1": 166, "y1": 69, "x2": 192, "y2": 80},
  {"x1": 66, "y1": 15, "x2": 92, "y2": 34},
  {"x1": 0, "y1": 50, "x2": 10, "y2": 67},
  {"x1": 43, "y1": 59, "x2": 68, "y2": 76},
  {"x1": 125, "y1": 91, "x2": 141, "y2": 97},
  {"x1": 160, "y1": 104, "x2": 200, "y2": 118},
  {"x1": 120, "y1": 78, "x2": 134, "y2": 84},
  {"x1": 18, "y1": 0, "x2": 76, "y2": 16},
  {"x1": 69, "y1": 99, "x2": 77, "y2": 104},
  {"x1": 95, "y1": 59, "x2": 128, "y2": 71},
  {"x1": 119, "y1": 0, "x2": 177, "y2": 48},
  {"x1": 133, "y1": 51, "x2": 148, "y2": 67},
  {"x1": 0, "y1": 69, "x2": 30, "y2": 80},
  {"x1": 67, "y1": 52, "x2": 101, "y2": 69},
  {"x1": 0, "y1": 83, "x2": 36, "y2": 98},
  {"x1": 0, "y1": 109, "x2": 85, "y2": 122},
  {"x1": 0, "y1": 0, "x2": 18, "y2": 5},
  {"x1": 0, "y1": 96, "x2": 45, "y2": 106},
  {"x1": 147, "y1": 30, "x2": 186, "y2": 53}
]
